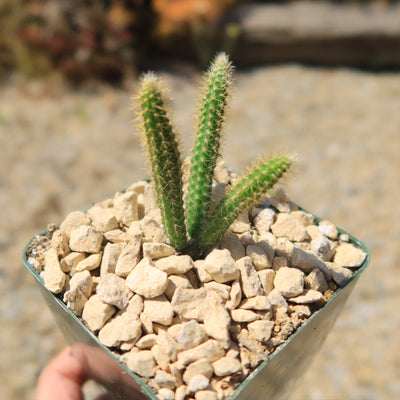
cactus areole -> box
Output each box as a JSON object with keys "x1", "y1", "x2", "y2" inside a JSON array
[{"x1": 136, "y1": 53, "x2": 293, "y2": 259}]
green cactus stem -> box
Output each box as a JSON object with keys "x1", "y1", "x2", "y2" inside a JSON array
[
  {"x1": 138, "y1": 74, "x2": 187, "y2": 251},
  {"x1": 186, "y1": 53, "x2": 233, "y2": 239},
  {"x1": 196, "y1": 154, "x2": 293, "y2": 252}
]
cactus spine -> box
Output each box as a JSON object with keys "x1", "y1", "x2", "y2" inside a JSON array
[
  {"x1": 197, "y1": 155, "x2": 293, "y2": 251},
  {"x1": 138, "y1": 74, "x2": 187, "y2": 251},
  {"x1": 186, "y1": 53, "x2": 233, "y2": 239}
]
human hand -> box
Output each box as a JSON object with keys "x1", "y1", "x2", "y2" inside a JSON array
[{"x1": 35, "y1": 344, "x2": 144, "y2": 400}]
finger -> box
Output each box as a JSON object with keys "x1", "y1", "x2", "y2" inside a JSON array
[{"x1": 35, "y1": 347, "x2": 88, "y2": 400}]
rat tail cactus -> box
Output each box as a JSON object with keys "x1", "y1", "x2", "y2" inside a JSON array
[
  {"x1": 136, "y1": 53, "x2": 293, "y2": 258},
  {"x1": 138, "y1": 74, "x2": 187, "y2": 251},
  {"x1": 186, "y1": 53, "x2": 233, "y2": 239}
]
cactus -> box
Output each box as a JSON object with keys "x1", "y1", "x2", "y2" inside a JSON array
[
  {"x1": 138, "y1": 74, "x2": 187, "y2": 251},
  {"x1": 196, "y1": 155, "x2": 293, "y2": 251},
  {"x1": 136, "y1": 53, "x2": 293, "y2": 258},
  {"x1": 186, "y1": 53, "x2": 233, "y2": 239}
]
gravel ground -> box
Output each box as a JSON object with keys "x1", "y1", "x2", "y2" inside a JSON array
[{"x1": 0, "y1": 64, "x2": 399, "y2": 399}]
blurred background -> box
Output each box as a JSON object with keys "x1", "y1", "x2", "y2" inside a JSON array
[{"x1": 0, "y1": 0, "x2": 399, "y2": 399}]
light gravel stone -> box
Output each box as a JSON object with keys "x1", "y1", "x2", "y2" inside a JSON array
[
  {"x1": 74, "y1": 253, "x2": 102, "y2": 272},
  {"x1": 333, "y1": 243, "x2": 367, "y2": 267},
  {"x1": 60, "y1": 252, "x2": 85, "y2": 273},
  {"x1": 258, "y1": 233, "x2": 276, "y2": 256},
  {"x1": 318, "y1": 220, "x2": 339, "y2": 240},
  {"x1": 174, "y1": 386, "x2": 187, "y2": 400},
  {"x1": 141, "y1": 215, "x2": 167, "y2": 243},
  {"x1": 164, "y1": 274, "x2": 193, "y2": 301},
  {"x1": 237, "y1": 330, "x2": 268, "y2": 361},
  {"x1": 60, "y1": 211, "x2": 91, "y2": 235},
  {"x1": 306, "y1": 224, "x2": 323, "y2": 240},
  {"x1": 157, "y1": 388, "x2": 174, "y2": 400},
  {"x1": 183, "y1": 358, "x2": 214, "y2": 384},
  {"x1": 219, "y1": 231, "x2": 246, "y2": 260},
  {"x1": 87, "y1": 205, "x2": 118, "y2": 232},
  {"x1": 43, "y1": 248, "x2": 67, "y2": 294},
  {"x1": 225, "y1": 280, "x2": 242, "y2": 310},
  {"x1": 212, "y1": 357, "x2": 242, "y2": 376},
  {"x1": 268, "y1": 289, "x2": 289, "y2": 312},
  {"x1": 176, "y1": 320, "x2": 208, "y2": 350},
  {"x1": 265, "y1": 189, "x2": 293, "y2": 212},
  {"x1": 289, "y1": 289, "x2": 323, "y2": 304},
  {"x1": 171, "y1": 288, "x2": 208, "y2": 321},
  {"x1": 100, "y1": 243, "x2": 122, "y2": 275},
  {"x1": 272, "y1": 257, "x2": 289, "y2": 271},
  {"x1": 98, "y1": 313, "x2": 141, "y2": 347},
  {"x1": 248, "y1": 320, "x2": 275, "y2": 342},
  {"x1": 167, "y1": 323, "x2": 183, "y2": 339},
  {"x1": 258, "y1": 269, "x2": 275, "y2": 295},
  {"x1": 253, "y1": 207, "x2": 276, "y2": 235},
  {"x1": 140, "y1": 312, "x2": 153, "y2": 334},
  {"x1": 204, "y1": 282, "x2": 230, "y2": 301},
  {"x1": 214, "y1": 159, "x2": 230, "y2": 184},
  {"x1": 193, "y1": 260, "x2": 212, "y2": 283},
  {"x1": 275, "y1": 238, "x2": 294, "y2": 261},
  {"x1": 246, "y1": 244, "x2": 272, "y2": 270},
  {"x1": 143, "y1": 243, "x2": 175, "y2": 259},
  {"x1": 63, "y1": 270, "x2": 92, "y2": 315},
  {"x1": 113, "y1": 191, "x2": 138, "y2": 226},
  {"x1": 155, "y1": 255, "x2": 194, "y2": 275},
  {"x1": 177, "y1": 340, "x2": 225, "y2": 366},
  {"x1": 291, "y1": 304, "x2": 311, "y2": 318},
  {"x1": 127, "y1": 180, "x2": 148, "y2": 194},
  {"x1": 155, "y1": 370, "x2": 177, "y2": 390},
  {"x1": 195, "y1": 390, "x2": 218, "y2": 400},
  {"x1": 239, "y1": 295, "x2": 271, "y2": 311},
  {"x1": 291, "y1": 246, "x2": 331, "y2": 280},
  {"x1": 326, "y1": 262, "x2": 354, "y2": 286},
  {"x1": 271, "y1": 213, "x2": 308, "y2": 242},
  {"x1": 63, "y1": 288, "x2": 87, "y2": 316},
  {"x1": 96, "y1": 273, "x2": 131, "y2": 309},
  {"x1": 188, "y1": 375, "x2": 210, "y2": 393},
  {"x1": 238, "y1": 230, "x2": 257, "y2": 247},
  {"x1": 104, "y1": 229, "x2": 133, "y2": 243},
  {"x1": 291, "y1": 210, "x2": 314, "y2": 226},
  {"x1": 231, "y1": 309, "x2": 261, "y2": 323},
  {"x1": 204, "y1": 291, "x2": 231, "y2": 347},
  {"x1": 124, "y1": 350, "x2": 155, "y2": 377},
  {"x1": 152, "y1": 330, "x2": 179, "y2": 370},
  {"x1": 310, "y1": 236, "x2": 336, "y2": 261},
  {"x1": 50, "y1": 229, "x2": 70, "y2": 257},
  {"x1": 126, "y1": 221, "x2": 143, "y2": 238},
  {"x1": 236, "y1": 256, "x2": 264, "y2": 298},
  {"x1": 305, "y1": 268, "x2": 329, "y2": 292},
  {"x1": 126, "y1": 257, "x2": 168, "y2": 298},
  {"x1": 204, "y1": 249, "x2": 239, "y2": 283},
  {"x1": 230, "y1": 211, "x2": 251, "y2": 233},
  {"x1": 125, "y1": 294, "x2": 143, "y2": 317},
  {"x1": 274, "y1": 267, "x2": 305, "y2": 298},
  {"x1": 135, "y1": 333, "x2": 157, "y2": 349},
  {"x1": 143, "y1": 295, "x2": 173, "y2": 326},
  {"x1": 69, "y1": 225, "x2": 103, "y2": 253},
  {"x1": 67, "y1": 270, "x2": 93, "y2": 297},
  {"x1": 82, "y1": 294, "x2": 116, "y2": 332},
  {"x1": 115, "y1": 238, "x2": 141, "y2": 277}
]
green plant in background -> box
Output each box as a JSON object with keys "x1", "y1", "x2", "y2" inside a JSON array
[{"x1": 137, "y1": 52, "x2": 293, "y2": 258}]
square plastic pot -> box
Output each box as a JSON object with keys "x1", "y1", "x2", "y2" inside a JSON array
[{"x1": 23, "y1": 212, "x2": 369, "y2": 400}]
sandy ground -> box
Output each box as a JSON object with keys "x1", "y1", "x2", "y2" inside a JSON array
[{"x1": 0, "y1": 64, "x2": 399, "y2": 399}]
